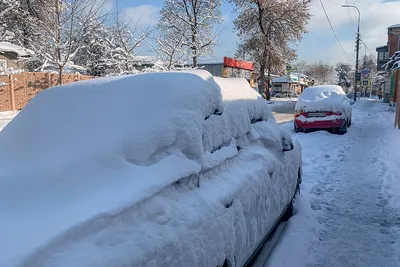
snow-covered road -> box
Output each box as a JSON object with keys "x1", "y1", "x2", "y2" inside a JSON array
[{"x1": 266, "y1": 99, "x2": 400, "y2": 267}]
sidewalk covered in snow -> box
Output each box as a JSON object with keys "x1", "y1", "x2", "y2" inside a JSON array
[{"x1": 266, "y1": 99, "x2": 400, "y2": 267}]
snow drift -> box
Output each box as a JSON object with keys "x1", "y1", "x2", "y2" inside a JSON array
[{"x1": 0, "y1": 71, "x2": 300, "y2": 267}]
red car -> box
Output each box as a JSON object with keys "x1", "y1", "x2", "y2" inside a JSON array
[{"x1": 294, "y1": 85, "x2": 354, "y2": 134}]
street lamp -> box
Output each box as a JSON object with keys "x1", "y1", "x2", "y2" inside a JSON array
[{"x1": 342, "y1": 4, "x2": 360, "y2": 102}]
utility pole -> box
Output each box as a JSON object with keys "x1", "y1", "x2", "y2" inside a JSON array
[
  {"x1": 342, "y1": 4, "x2": 360, "y2": 102},
  {"x1": 355, "y1": 30, "x2": 360, "y2": 101}
]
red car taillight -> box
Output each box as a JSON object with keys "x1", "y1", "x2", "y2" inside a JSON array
[{"x1": 294, "y1": 111, "x2": 307, "y2": 117}]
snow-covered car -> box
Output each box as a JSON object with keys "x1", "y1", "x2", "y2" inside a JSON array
[
  {"x1": 274, "y1": 91, "x2": 297, "y2": 98},
  {"x1": 294, "y1": 85, "x2": 354, "y2": 134},
  {"x1": 0, "y1": 71, "x2": 302, "y2": 267}
]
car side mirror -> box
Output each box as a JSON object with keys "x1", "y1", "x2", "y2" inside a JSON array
[
  {"x1": 282, "y1": 137, "x2": 294, "y2": 152},
  {"x1": 350, "y1": 99, "x2": 355, "y2": 105}
]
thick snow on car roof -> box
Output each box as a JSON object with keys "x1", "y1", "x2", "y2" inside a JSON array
[
  {"x1": 0, "y1": 70, "x2": 223, "y2": 266},
  {"x1": 300, "y1": 85, "x2": 345, "y2": 100},
  {"x1": 296, "y1": 85, "x2": 346, "y2": 112},
  {"x1": 0, "y1": 72, "x2": 293, "y2": 267}
]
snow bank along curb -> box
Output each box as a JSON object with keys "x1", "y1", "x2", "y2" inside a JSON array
[{"x1": 0, "y1": 71, "x2": 300, "y2": 267}]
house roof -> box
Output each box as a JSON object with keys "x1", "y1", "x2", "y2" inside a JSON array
[
  {"x1": 272, "y1": 74, "x2": 299, "y2": 83},
  {"x1": 0, "y1": 42, "x2": 34, "y2": 57},
  {"x1": 388, "y1": 23, "x2": 400, "y2": 29},
  {"x1": 376, "y1": 45, "x2": 388, "y2": 51}
]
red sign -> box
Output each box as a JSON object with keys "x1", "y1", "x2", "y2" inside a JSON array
[{"x1": 223, "y1": 57, "x2": 254, "y2": 71}]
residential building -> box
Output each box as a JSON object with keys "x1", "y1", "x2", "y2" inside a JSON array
[
  {"x1": 198, "y1": 57, "x2": 257, "y2": 86},
  {"x1": 376, "y1": 23, "x2": 400, "y2": 103},
  {"x1": 271, "y1": 73, "x2": 313, "y2": 94},
  {"x1": 388, "y1": 24, "x2": 400, "y2": 57},
  {"x1": 0, "y1": 42, "x2": 34, "y2": 71},
  {"x1": 376, "y1": 45, "x2": 389, "y2": 71}
]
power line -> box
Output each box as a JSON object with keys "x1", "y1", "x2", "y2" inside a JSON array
[
  {"x1": 319, "y1": 0, "x2": 353, "y2": 63},
  {"x1": 345, "y1": 0, "x2": 357, "y2": 35},
  {"x1": 359, "y1": 37, "x2": 375, "y2": 55}
]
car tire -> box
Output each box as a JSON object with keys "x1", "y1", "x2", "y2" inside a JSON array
[
  {"x1": 348, "y1": 118, "x2": 352, "y2": 127},
  {"x1": 281, "y1": 201, "x2": 294, "y2": 222},
  {"x1": 294, "y1": 122, "x2": 302, "y2": 133},
  {"x1": 338, "y1": 122, "x2": 347, "y2": 135}
]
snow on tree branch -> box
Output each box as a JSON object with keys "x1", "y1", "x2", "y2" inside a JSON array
[{"x1": 159, "y1": 0, "x2": 223, "y2": 67}]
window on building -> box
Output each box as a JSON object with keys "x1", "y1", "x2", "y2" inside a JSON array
[
  {"x1": 385, "y1": 51, "x2": 389, "y2": 59},
  {"x1": 0, "y1": 60, "x2": 6, "y2": 71},
  {"x1": 378, "y1": 52, "x2": 384, "y2": 60}
]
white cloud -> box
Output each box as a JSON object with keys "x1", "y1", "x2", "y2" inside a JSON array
[
  {"x1": 122, "y1": 5, "x2": 160, "y2": 27},
  {"x1": 305, "y1": 0, "x2": 400, "y2": 64}
]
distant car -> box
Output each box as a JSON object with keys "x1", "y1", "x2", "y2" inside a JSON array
[
  {"x1": 0, "y1": 71, "x2": 302, "y2": 267},
  {"x1": 294, "y1": 85, "x2": 354, "y2": 134},
  {"x1": 275, "y1": 91, "x2": 297, "y2": 98},
  {"x1": 271, "y1": 90, "x2": 281, "y2": 97}
]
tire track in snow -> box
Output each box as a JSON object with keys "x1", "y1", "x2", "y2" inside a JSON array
[{"x1": 308, "y1": 100, "x2": 400, "y2": 267}]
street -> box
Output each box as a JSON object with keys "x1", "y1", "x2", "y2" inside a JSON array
[
  {"x1": 266, "y1": 99, "x2": 400, "y2": 267},
  {"x1": 269, "y1": 100, "x2": 296, "y2": 124}
]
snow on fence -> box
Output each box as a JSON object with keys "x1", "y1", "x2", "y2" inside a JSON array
[{"x1": 0, "y1": 72, "x2": 96, "y2": 111}]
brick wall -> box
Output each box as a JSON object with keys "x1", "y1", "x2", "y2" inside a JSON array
[
  {"x1": 388, "y1": 27, "x2": 400, "y2": 57},
  {"x1": 0, "y1": 72, "x2": 96, "y2": 112}
]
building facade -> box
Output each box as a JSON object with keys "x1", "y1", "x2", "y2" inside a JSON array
[
  {"x1": 388, "y1": 24, "x2": 400, "y2": 57},
  {"x1": 376, "y1": 45, "x2": 389, "y2": 71}
]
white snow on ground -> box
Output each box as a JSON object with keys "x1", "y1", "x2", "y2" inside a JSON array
[
  {"x1": 0, "y1": 72, "x2": 300, "y2": 267},
  {"x1": 0, "y1": 111, "x2": 17, "y2": 130},
  {"x1": 267, "y1": 97, "x2": 298, "y2": 108},
  {"x1": 266, "y1": 99, "x2": 400, "y2": 267}
]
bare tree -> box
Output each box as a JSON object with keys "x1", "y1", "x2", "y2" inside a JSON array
[
  {"x1": 231, "y1": 0, "x2": 310, "y2": 99},
  {"x1": 107, "y1": 10, "x2": 151, "y2": 74},
  {"x1": 360, "y1": 54, "x2": 376, "y2": 71},
  {"x1": 159, "y1": 0, "x2": 223, "y2": 67},
  {"x1": 305, "y1": 61, "x2": 335, "y2": 85},
  {"x1": 149, "y1": 31, "x2": 187, "y2": 70},
  {"x1": 21, "y1": 0, "x2": 111, "y2": 84},
  {"x1": 292, "y1": 60, "x2": 308, "y2": 73}
]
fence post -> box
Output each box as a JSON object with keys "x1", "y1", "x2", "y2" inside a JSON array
[
  {"x1": 47, "y1": 72, "x2": 51, "y2": 88},
  {"x1": 9, "y1": 74, "x2": 15, "y2": 111}
]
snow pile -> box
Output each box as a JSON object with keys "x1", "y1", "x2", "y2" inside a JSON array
[
  {"x1": 0, "y1": 72, "x2": 299, "y2": 267},
  {"x1": 0, "y1": 70, "x2": 222, "y2": 266},
  {"x1": 0, "y1": 111, "x2": 18, "y2": 130}
]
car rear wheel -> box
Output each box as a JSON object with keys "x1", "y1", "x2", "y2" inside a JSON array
[
  {"x1": 337, "y1": 121, "x2": 347, "y2": 135},
  {"x1": 347, "y1": 118, "x2": 352, "y2": 127},
  {"x1": 294, "y1": 122, "x2": 302, "y2": 133}
]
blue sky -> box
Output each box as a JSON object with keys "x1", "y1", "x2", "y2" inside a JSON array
[{"x1": 116, "y1": 0, "x2": 400, "y2": 65}]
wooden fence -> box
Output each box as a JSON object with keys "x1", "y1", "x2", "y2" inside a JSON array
[{"x1": 0, "y1": 72, "x2": 96, "y2": 112}]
